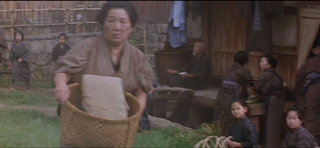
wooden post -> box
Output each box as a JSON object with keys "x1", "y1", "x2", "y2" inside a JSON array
[
  {"x1": 49, "y1": 7, "x2": 51, "y2": 33},
  {"x1": 32, "y1": 9, "x2": 34, "y2": 25},
  {"x1": 11, "y1": 9, "x2": 14, "y2": 36},
  {"x1": 143, "y1": 29, "x2": 147, "y2": 54},
  {"x1": 66, "y1": 7, "x2": 69, "y2": 33}
]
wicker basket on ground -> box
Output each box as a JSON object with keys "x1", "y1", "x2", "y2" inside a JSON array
[{"x1": 60, "y1": 83, "x2": 141, "y2": 147}]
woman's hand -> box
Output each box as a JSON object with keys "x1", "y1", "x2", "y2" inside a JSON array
[
  {"x1": 226, "y1": 140, "x2": 241, "y2": 148},
  {"x1": 54, "y1": 73, "x2": 71, "y2": 105},
  {"x1": 18, "y1": 58, "x2": 22, "y2": 62},
  {"x1": 167, "y1": 69, "x2": 178, "y2": 74},
  {"x1": 180, "y1": 73, "x2": 195, "y2": 79},
  {"x1": 54, "y1": 83, "x2": 70, "y2": 105}
]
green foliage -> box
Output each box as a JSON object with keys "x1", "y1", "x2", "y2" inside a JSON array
[
  {"x1": 134, "y1": 114, "x2": 228, "y2": 148},
  {"x1": 133, "y1": 127, "x2": 180, "y2": 148},
  {"x1": 128, "y1": 31, "x2": 141, "y2": 46},
  {"x1": 133, "y1": 114, "x2": 228, "y2": 148},
  {"x1": 0, "y1": 109, "x2": 60, "y2": 147}
]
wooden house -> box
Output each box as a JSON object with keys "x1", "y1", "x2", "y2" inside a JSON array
[
  {"x1": 194, "y1": 1, "x2": 320, "y2": 90},
  {"x1": 153, "y1": 1, "x2": 320, "y2": 129}
]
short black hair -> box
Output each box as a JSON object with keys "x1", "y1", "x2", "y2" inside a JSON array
[
  {"x1": 58, "y1": 33, "x2": 67, "y2": 40},
  {"x1": 286, "y1": 106, "x2": 304, "y2": 121},
  {"x1": 231, "y1": 98, "x2": 248, "y2": 108},
  {"x1": 96, "y1": 1, "x2": 138, "y2": 27},
  {"x1": 234, "y1": 51, "x2": 249, "y2": 65},
  {"x1": 231, "y1": 98, "x2": 250, "y2": 115},
  {"x1": 263, "y1": 54, "x2": 278, "y2": 68},
  {"x1": 14, "y1": 30, "x2": 24, "y2": 41}
]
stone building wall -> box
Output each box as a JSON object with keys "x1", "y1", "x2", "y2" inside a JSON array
[{"x1": 1, "y1": 23, "x2": 168, "y2": 82}]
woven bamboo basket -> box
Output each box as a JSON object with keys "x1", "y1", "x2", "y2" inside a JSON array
[{"x1": 60, "y1": 83, "x2": 141, "y2": 147}]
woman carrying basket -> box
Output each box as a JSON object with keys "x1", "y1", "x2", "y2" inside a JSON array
[{"x1": 53, "y1": 1, "x2": 154, "y2": 147}]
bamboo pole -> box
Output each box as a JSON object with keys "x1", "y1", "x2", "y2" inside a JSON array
[
  {"x1": 32, "y1": 9, "x2": 34, "y2": 25},
  {"x1": 0, "y1": 8, "x2": 100, "y2": 12},
  {"x1": 11, "y1": 10, "x2": 14, "y2": 36},
  {"x1": 49, "y1": 7, "x2": 51, "y2": 33},
  {"x1": 2, "y1": 4, "x2": 101, "y2": 36},
  {"x1": 0, "y1": 22, "x2": 98, "y2": 28}
]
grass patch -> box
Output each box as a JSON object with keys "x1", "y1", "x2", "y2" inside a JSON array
[
  {"x1": 0, "y1": 76, "x2": 57, "y2": 107},
  {"x1": 0, "y1": 75, "x2": 54, "y2": 89},
  {"x1": 133, "y1": 127, "x2": 186, "y2": 148},
  {"x1": 0, "y1": 109, "x2": 60, "y2": 147},
  {"x1": 133, "y1": 127, "x2": 199, "y2": 148},
  {"x1": 0, "y1": 89, "x2": 58, "y2": 107},
  {"x1": 0, "y1": 75, "x2": 12, "y2": 88},
  {"x1": 134, "y1": 114, "x2": 227, "y2": 147}
]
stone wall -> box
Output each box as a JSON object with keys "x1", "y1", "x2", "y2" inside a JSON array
[{"x1": 1, "y1": 23, "x2": 168, "y2": 82}]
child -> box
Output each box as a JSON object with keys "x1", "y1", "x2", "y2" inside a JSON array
[
  {"x1": 8, "y1": 30, "x2": 31, "y2": 92},
  {"x1": 226, "y1": 99, "x2": 258, "y2": 148},
  {"x1": 283, "y1": 106, "x2": 318, "y2": 148},
  {"x1": 51, "y1": 33, "x2": 71, "y2": 68}
]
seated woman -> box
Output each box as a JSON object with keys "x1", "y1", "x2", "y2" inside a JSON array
[{"x1": 283, "y1": 106, "x2": 318, "y2": 148}]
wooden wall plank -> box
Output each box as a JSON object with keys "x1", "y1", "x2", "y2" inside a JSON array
[{"x1": 205, "y1": 1, "x2": 298, "y2": 89}]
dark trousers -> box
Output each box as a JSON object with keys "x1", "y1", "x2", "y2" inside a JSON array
[{"x1": 139, "y1": 93, "x2": 154, "y2": 130}]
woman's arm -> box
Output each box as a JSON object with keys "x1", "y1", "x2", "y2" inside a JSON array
[
  {"x1": 134, "y1": 87, "x2": 147, "y2": 114},
  {"x1": 54, "y1": 73, "x2": 71, "y2": 104},
  {"x1": 8, "y1": 44, "x2": 14, "y2": 63},
  {"x1": 20, "y1": 43, "x2": 30, "y2": 62}
]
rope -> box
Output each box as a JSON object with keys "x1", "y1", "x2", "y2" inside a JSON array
[{"x1": 193, "y1": 136, "x2": 232, "y2": 148}]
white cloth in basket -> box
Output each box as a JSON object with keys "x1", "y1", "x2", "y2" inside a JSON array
[{"x1": 81, "y1": 74, "x2": 129, "y2": 120}]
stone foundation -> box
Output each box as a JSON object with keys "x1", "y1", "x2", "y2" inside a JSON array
[{"x1": 1, "y1": 23, "x2": 169, "y2": 82}]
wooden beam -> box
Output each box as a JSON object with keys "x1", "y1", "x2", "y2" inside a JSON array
[{"x1": 284, "y1": 7, "x2": 298, "y2": 15}]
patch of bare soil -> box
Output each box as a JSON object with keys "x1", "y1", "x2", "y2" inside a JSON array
[{"x1": 148, "y1": 115, "x2": 192, "y2": 132}]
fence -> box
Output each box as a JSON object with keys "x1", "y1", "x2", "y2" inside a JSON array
[{"x1": 0, "y1": 7, "x2": 101, "y2": 36}]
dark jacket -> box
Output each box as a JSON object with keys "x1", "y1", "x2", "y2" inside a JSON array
[
  {"x1": 229, "y1": 116, "x2": 258, "y2": 148},
  {"x1": 52, "y1": 44, "x2": 71, "y2": 63}
]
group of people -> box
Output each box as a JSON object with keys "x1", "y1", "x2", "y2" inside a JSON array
[
  {"x1": 221, "y1": 47, "x2": 320, "y2": 148},
  {"x1": 226, "y1": 99, "x2": 318, "y2": 148},
  {"x1": 1, "y1": 1, "x2": 319, "y2": 148},
  {"x1": 0, "y1": 29, "x2": 71, "y2": 92},
  {"x1": 166, "y1": 42, "x2": 320, "y2": 147}
]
